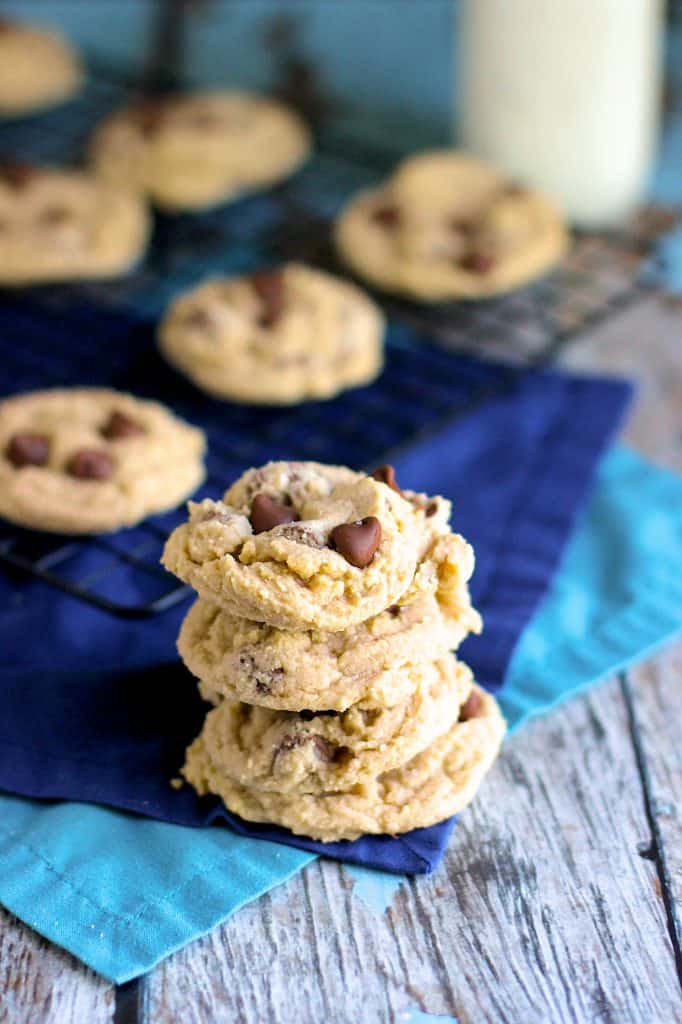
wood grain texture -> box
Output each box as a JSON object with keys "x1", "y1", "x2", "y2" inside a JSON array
[
  {"x1": 560, "y1": 293, "x2": 682, "y2": 474},
  {"x1": 627, "y1": 646, "x2": 682, "y2": 959},
  {"x1": 0, "y1": 905, "x2": 113, "y2": 1024},
  {"x1": 145, "y1": 679, "x2": 682, "y2": 1024}
]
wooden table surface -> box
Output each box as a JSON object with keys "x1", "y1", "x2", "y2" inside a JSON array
[{"x1": 1, "y1": 294, "x2": 681, "y2": 1024}]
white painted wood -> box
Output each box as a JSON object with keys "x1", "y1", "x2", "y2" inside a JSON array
[{"x1": 0, "y1": 906, "x2": 113, "y2": 1024}]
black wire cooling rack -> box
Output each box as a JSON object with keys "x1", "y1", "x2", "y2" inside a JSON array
[{"x1": 0, "y1": 60, "x2": 667, "y2": 617}]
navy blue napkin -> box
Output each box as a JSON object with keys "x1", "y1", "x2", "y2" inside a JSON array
[{"x1": 0, "y1": 306, "x2": 632, "y2": 873}]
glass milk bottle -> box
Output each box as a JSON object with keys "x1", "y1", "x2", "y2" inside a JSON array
[{"x1": 458, "y1": 0, "x2": 663, "y2": 227}]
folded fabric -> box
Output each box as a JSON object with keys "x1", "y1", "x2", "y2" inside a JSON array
[
  {"x1": 501, "y1": 446, "x2": 682, "y2": 727},
  {"x1": 0, "y1": 301, "x2": 632, "y2": 978},
  {"x1": 0, "y1": 357, "x2": 630, "y2": 869},
  {"x1": 2, "y1": 445, "x2": 681, "y2": 982}
]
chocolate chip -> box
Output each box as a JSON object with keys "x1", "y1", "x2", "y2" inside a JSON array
[
  {"x1": 133, "y1": 100, "x2": 167, "y2": 137},
  {"x1": 251, "y1": 269, "x2": 285, "y2": 328},
  {"x1": 459, "y1": 690, "x2": 482, "y2": 722},
  {"x1": 183, "y1": 308, "x2": 213, "y2": 331},
  {"x1": 277, "y1": 522, "x2": 325, "y2": 548},
  {"x1": 100, "y1": 410, "x2": 145, "y2": 440},
  {"x1": 5, "y1": 433, "x2": 49, "y2": 468},
  {"x1": 425, "y1": 500, "x2": 438, "y2": 517},
  {"x1": 330, "y1": 516, "x2": 381, "y2": 568},
  {"x1": 310, "y1": 735, "x2": 337, "y2": 763},
  {"x1": 250, "y1": 493, "x2": 299, "y2": 533},
  {"x1": 254, "y1": 667, "x2": 284, "y2": 695},
  {"x1": 387, "y1": 605, "x2": 401, "y2": 617},
  {"x1": 372, "y1": 205, "x2": 400, "y2": 228},
  {"x1": 450, "y1": 218, "x2": 476, "y2": 235},
  {"x1": 1, "y1": 160, "x2": 37, "y2": 189},
  {"x1": 66, "y1": 449, "x2": 114, "y2": 480},
  {"x1": 273, "y1": 732, "x2": 342, "y2": 765},
  {"x1": 273, "y1": 734, "x2": 304, "y2": 762},
  {"x1": 191, "y1": 111, "x2": 223, "y2": 130},
  {"x1": 371, "y1": 464, "x2": 401, "y2": 493},
  {"x1": 460, "y1": 252, "x2": 495, "y2": 274},
  {"x1": 40, "y1": 206, "x2": 72, "y2": 226}
]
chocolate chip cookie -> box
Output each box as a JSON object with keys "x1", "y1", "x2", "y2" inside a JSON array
[
  {"x1": 183, "y1": 681, "x2": 505, "y2": 841},
  {"x1": 0, "y1": 388, "x2": 206, "y2": 534},
  {"x1": 335, "y1": 150, "x2": 568, "y2": 301},
  {"x1": 178, "y1": 544, "x2": 480, "y2": 712},
  {"x1": 0, "y1": 162, "x2": 150, "y2": 285},
  {"x1": 0, "y1": 18, "x2": 82, "y2": 116},
  {"x1": 89, "y1": 90, "x2": 311, "y2": 212},
  {"x1": 158, "y1": 263, "x2": 384, "y2": 404},
  {"x1": 162, "y1": 461, "x2": 472, "y2": 631},
  {"x1": 183, "y1": 654, "x2": 472, "y2": 796}
]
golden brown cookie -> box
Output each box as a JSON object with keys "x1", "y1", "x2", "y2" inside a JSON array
[
  {"x1": 0, "y1": 388, "x2": 206, "y2": 534},
  {"x1": 183, "y1": 655, "x2": 472, "y2": 796},
  {"x1": 183, "y1": 683, "x2": 505, "y2": 841},
  {"x1": 162, "y1": 461, "x2": 474, "y2": 631},
  {"x1": 158, "y1": 264, "x2": 384, "y2": 405},
  {"x1": 0, "y1": 162, "x2": 150, "y2": 285},
  {"x1": 89, "y1": 90, "x2": 311, "y2": 211},
  {"x1": 335, "y1": 150, "x2": 568, "y2": 301},
  {"x1": 178, "y1": 551, "x2": 480, "y2": 712},
  {"x1": 0, "y1": 18, "x2": 82, "y2": 116}
]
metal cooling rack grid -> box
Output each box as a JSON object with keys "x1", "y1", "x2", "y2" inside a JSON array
[
  {"x1": 0, "y1": 71, "x2": 659, "y2": 344},
  {"x1": 0, "y1": 68, "x2": 667, "y2": 615},
  {"x1": 0, "y1": 302, "x2": 518, "y2": 616}
]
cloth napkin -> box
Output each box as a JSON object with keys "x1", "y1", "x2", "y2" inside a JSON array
[
  {"x1": 0, "y1": 364, "x2": 630, "y2": 866},
  {"x1": 0, "y1": 324, "x2": 636, "y2": 980},
  {"x1": 2, "y1": 444, "x2": 682, "y2": 982}
]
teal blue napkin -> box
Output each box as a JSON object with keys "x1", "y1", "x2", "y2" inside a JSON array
[
  {"x1": 1, "y1": 446, "x2": 681, "y2": 982},
  {"x1": 501, "y1": 447, "x2": 682, "y2": 728}
]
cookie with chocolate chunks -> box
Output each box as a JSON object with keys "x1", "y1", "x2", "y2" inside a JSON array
[
  {"x1": 183, "y1": 654, "x2": 473, "y2": 796},
  {"x1": 163, "y1": 459, "x2": 474, "y2": 631},
  {"x1": 0, "y1": 388, "x2": 205, "y2": 534},
  {"x1": 158, "y1": 263, "x2": 384, "y2": 405},
  {"x1": 335, "y1": 149, "x2": 567, "y2": 301},
  {"x1": 88, "y1": 89, "x2": 311, "y2": 212},
  {"x1": 178, "y1": 551, "x2": 481, "y2": 712},
  {"x1": 0, "y1": 164, "x2": 149, "y2": 286},
  {"x1": 183, "y1": 680, "x2": 506, "y2": 842}
]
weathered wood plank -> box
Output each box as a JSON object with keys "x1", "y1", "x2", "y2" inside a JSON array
[
  {"x1": 560, "y1": 293, "x2": 682, "y2": 474},
  {"x1": 627, "y1": 643, "x2": 682, "y2": 961},
  {"x1": 0, "y1": 905, "x2": 113, "y2": 1024},
  {"x1": 147, "y1": 678, "x2": 681, "y2": 1024}
]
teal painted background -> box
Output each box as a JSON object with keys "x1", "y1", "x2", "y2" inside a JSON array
[{"x1": 2, "y1": 1, "x2": 455, "y2": 146}]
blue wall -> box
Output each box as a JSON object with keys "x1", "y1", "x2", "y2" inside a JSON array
[{"x1": 3, "y1": 1, "x2": 455, "y2": 146}]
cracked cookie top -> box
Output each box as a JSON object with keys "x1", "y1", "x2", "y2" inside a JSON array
[{"x1": 162, "y1": 461, "x2": 432, "y2": 631}]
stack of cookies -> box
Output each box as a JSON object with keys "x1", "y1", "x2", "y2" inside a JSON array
[{"x1": 162, "y1": 460, "x2": 505, "y2": 842}]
